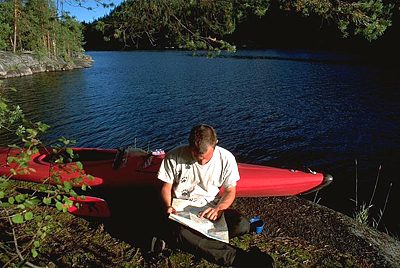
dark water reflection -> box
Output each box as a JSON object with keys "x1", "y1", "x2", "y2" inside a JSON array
[{"x1": 2, "y1": 50, "x2": 400, "y2": 237}]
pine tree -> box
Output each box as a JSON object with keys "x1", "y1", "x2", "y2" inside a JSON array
[
  {"x1": 0, "y1": 0, "x2": 84, "y2": 58},
  {"x1": 0, "y1": 1, "x2": 13, "y2": 50}
]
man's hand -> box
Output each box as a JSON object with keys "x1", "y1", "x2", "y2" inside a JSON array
[
  {"x1": 199, "y1": 186, "x2": 236, "y2": 221},
  {"x1": 199, "y1": 207, "x2": 223, "y2": 221},
  {"x1": 167, "y1": 206, "x2": 176, "y2": 214}
]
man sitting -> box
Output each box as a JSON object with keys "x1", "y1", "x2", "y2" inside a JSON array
[{"x1": 155, "y1": 124, "x2": 275, "y2": 267}]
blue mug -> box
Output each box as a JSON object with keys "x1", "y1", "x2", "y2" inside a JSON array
[{"x1": 249, "y1": 216, "x2": 265, "y2": 234}]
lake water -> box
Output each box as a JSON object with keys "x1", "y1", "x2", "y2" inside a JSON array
[{"x1": 2, "y1": 50, "x2": 400, "y2": 237}]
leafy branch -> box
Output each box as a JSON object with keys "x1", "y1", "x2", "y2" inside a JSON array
[
  {"x1": 0, "y1": 84, "x2": 90, "y2": 266},
  {"x1": 89, "y1": 0, "x2": 395, "y2": 52}
]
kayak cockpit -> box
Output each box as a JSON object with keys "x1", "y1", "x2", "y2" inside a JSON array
[{"x1": 40, "y1": 148, "x2": 117, "y2": 163}]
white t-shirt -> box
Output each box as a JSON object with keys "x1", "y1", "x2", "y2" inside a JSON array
[{"x1": 157, "y1": 145, "x2": 240, "y2": 205}]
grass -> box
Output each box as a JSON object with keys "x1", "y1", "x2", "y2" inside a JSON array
[
  {"x1": 7, "y1": 64, "x2": 20, "y2": 72},
  {"x1": 352, "y1": 161, "x2": 393, "y2": 231}
]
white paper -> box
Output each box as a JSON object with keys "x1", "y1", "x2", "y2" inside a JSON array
[{"x1": 168, "y1": 198, "x2": 229, "y2": 243}]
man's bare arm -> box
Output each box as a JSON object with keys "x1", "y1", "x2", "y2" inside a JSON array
[{"x1": 160, "y1": 182, "x2": 176, "y2": 214}]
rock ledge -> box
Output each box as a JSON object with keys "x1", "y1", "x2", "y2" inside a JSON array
[{"x1": 0, "y1": 51, "x2": 93, "y2": 79}]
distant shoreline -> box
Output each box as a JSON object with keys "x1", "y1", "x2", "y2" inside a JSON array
[{"x1": 0, "y1": 51, "x2": 94, "y2": 79}]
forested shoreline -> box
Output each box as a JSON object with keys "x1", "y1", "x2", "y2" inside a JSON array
[
  {"x1": 0, "y1": 0, "x2": 83, "y2": 59},
  {"x1": 83, "y1": 0, "x2": 400, "y2": 60},
  {"x1": 2, "y1": 0, "x2": 400, "y2": 61},
  {"x1": 0, "y1": 0, "x2": 94, "y2": 78}
]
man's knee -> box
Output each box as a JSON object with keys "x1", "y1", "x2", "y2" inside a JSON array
[
  {"x1": 236, "y1": 215, "x2": 251, "y2": 236},
  {"x1": 225, "y1": 210, "x2": 250, "y2": 238}
]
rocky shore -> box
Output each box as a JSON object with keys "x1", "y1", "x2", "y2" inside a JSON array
[
  {"x1": 235, "y1": 196, "x2": 400, "y2": 267},
  {"x1": 0, "y1": 51, "x2": 93, "y2": 79}
]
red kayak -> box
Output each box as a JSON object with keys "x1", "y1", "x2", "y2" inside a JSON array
[{"x1": 0, "y1": 147, "x2": 332, "y2": 217}]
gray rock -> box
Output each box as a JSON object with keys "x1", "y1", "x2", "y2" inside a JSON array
[
  {"x1": 0, "y1": 64, "x2": 6, "y2": 78},
  {"x1": 19, "y1": 66, "x2": 33, "y2": 76},
  {"x1": 6, "y1": 69, "x2": 20, "y2": 78},
  {"x1": 0, "y1": 50, "x2": 93, "y2": 79},
  {"x1": 46, "y1": 64, "x2": 57, "y2": 72},
  {"x1": 31, "y1": 65, "x2": 46, "y2": 73}
]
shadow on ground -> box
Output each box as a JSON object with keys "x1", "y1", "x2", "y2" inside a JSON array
[{"x1": 89, "y1": 186, "x2": 165, "y2": 252}]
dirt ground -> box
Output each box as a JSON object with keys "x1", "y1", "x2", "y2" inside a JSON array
[
  {"x1": 234, "y1": 196, "x2": 400, "y2": 267},
  {"x1": 2, "y1": 183, "x2": 400, "y2": 267}
]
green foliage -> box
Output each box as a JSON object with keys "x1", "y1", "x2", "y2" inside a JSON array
[
  {"x1": 0, "y1": 1, "x2": 13, "y2": 50},
  {"x1": 0, "y1": 0, "x2": 84, "y2": 58},
  {"x1": 21, "y1": 0, "x2": 53, "y2": 54},
  {"x1": 88, "y1": 0, "x2": 395, "y2": 51},
  {"x1": 57, "y1": 13, "x2": 85, "y2": 60},
  {"x1": 0, "y1": 86, "x2": 24, "y2": 130},
  {"x1": 281, "y1": 0, "x2": 393, "y2": 41},
  {"x1": 352, "y1": 162, "x2": 392, "y2": 232},
  {"x1": 354, "y1": 203, "x2": 372, "y2": 224},
  {"x1": 168, "y1": 251, "x2": 194, "y2": 267},
  {"x1": 0, "y1": 83, "x2": 89, "y2": 265},
  {"x1": 11, "y1": 213, "x2": 24, "y2": 224},
  {"x1": 352, "y1": 0, "x2": 393, "y2": 41},
  {"x1": 93, "y1": 0, "x2": 264, "y2": 51}
]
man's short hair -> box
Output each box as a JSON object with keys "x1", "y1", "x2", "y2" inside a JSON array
[{"x1": 189, "y1": 124, "x2": 218, "y2": 154}]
